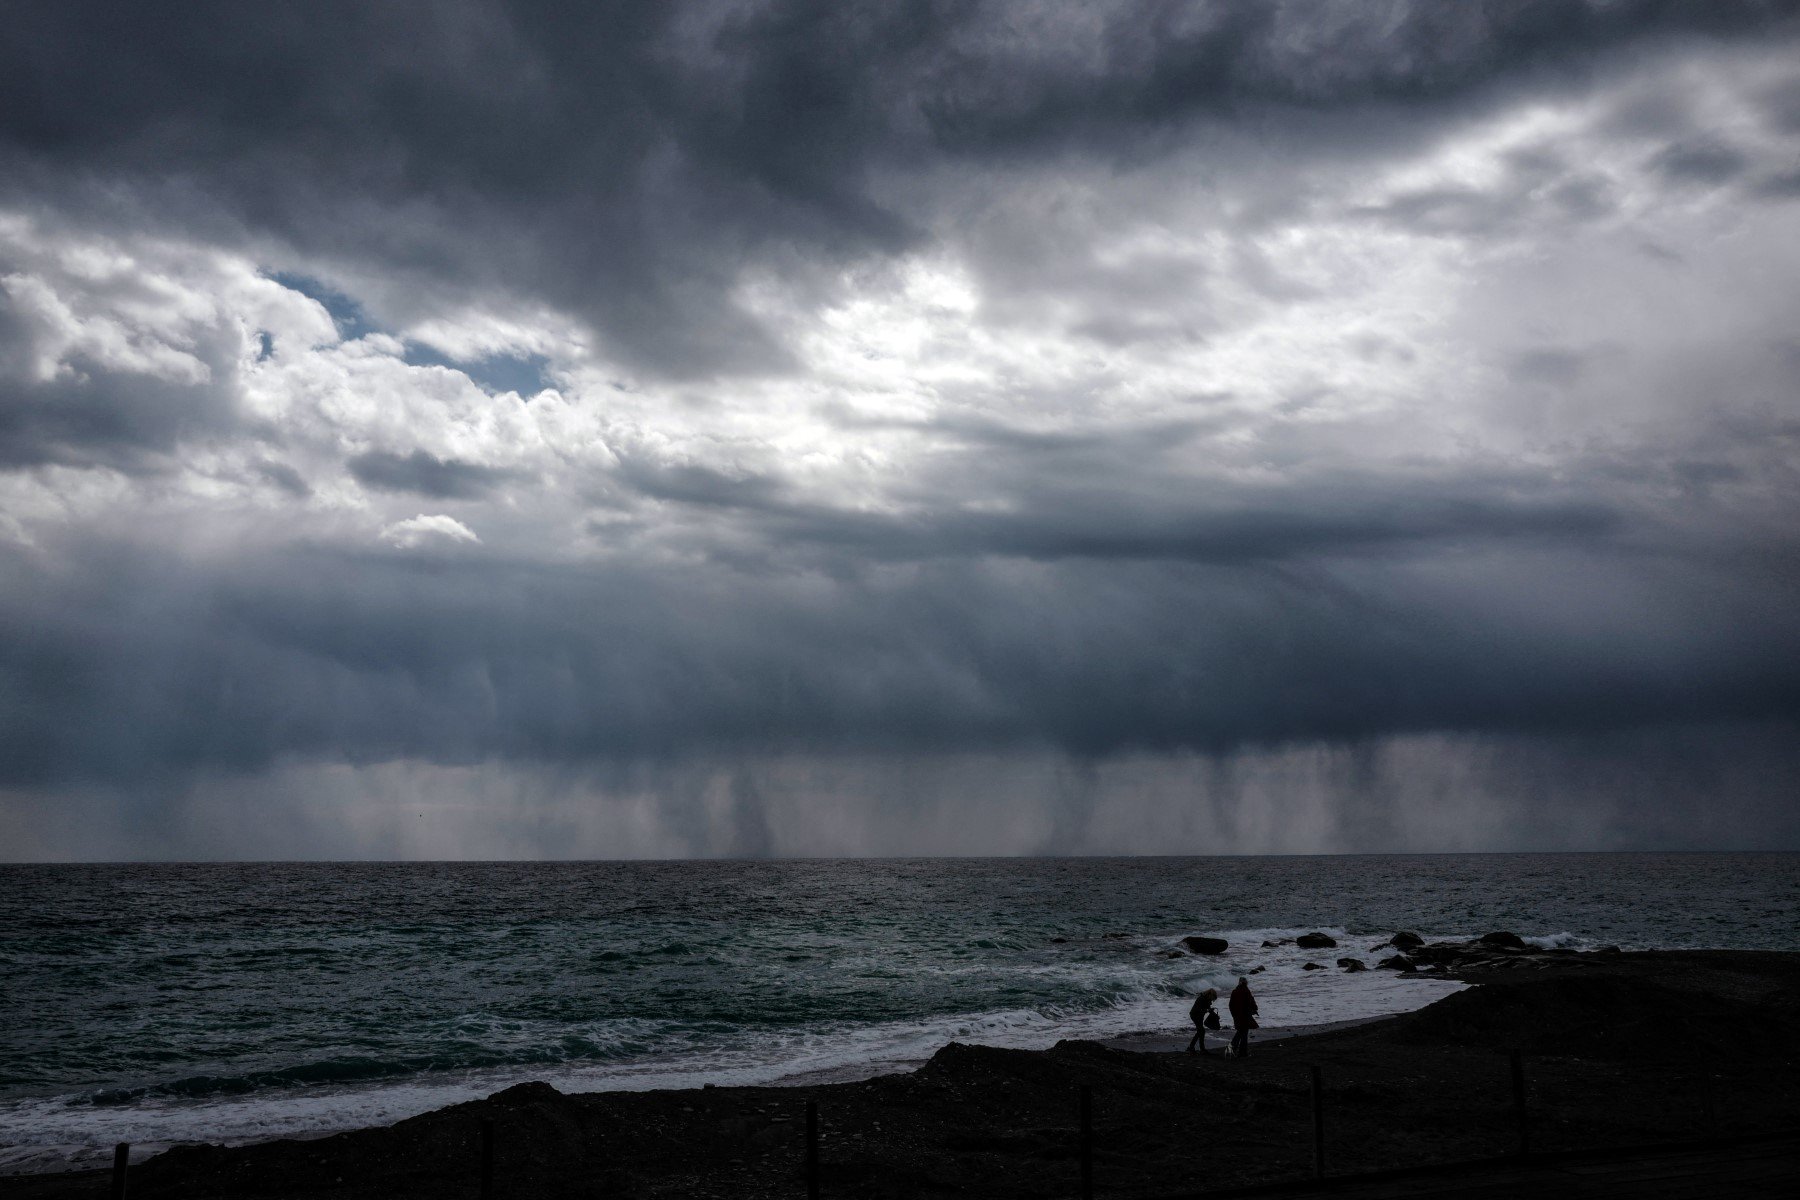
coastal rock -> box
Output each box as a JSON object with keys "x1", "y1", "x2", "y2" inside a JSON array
[
  {"x1": 1181, "y1": 935, "x2": 1229, "y2": 955},
  {"x1": 1337, "y1": 957, "x2": 1367, "y2": 972},
  {"x1": 1296, "y1": 932, "x2": 1337, "y2": 949},
  {"x1": 1302, "y1": 961, "x2": 1326, "y2": 970},
  {"x1": 1390, "y1": 931, "x2": 1425, "y2": 951},
  {"x1": 1479, "y1": 931, "x2": 1527, "y2": 950},
  {"x1": 1050, "y1": 937, "x2": 1067, "y2": 944},
  {"x1": 1262, "y1": 938, "x2": 1290, "y2": 947},
  {"x1": 1378, "y1": 955, "x2": 1417, "y2": 972},
  {"x1": 1248, "y1": 965, "x2": 1266, "y2": 974}
]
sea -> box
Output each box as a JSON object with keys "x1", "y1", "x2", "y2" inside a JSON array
[{"x1": 3, "y1": 853, "x2": 1797, "y2": 1173}]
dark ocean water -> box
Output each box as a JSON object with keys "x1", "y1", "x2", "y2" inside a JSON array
[{"x1": 3, "y1": 853, "x2": 1797, "y2": 1171}]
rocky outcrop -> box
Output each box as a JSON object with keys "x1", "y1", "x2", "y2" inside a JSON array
[
  {"x1": 1337, "y1": 957, "x2": 1368, "y2": 972},
  {"x1": 1295, "y1": 932, "x2": 1337, "y2": 949},
  {"x1": 1302, "y1": 961, "x2": 1326, "y2": 970},
  {"x1": 1390, "y1": 931, "x2": 1424, "y2": 951},
  {"x1": 1378, "y1": 955, "x2": 1416, "y2": 972},
  {"x1": 1391, "y1": 933, "x2": 1608, "y2": 976},
  {"x1": 1181, "y1": 935, "x2": 1229, "y2": 955}
]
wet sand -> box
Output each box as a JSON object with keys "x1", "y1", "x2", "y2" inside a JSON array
[
  {"x1": 3, "y1": 948, "x2": 1797, "y2": 1199},
  {"x1": 1101, "y1": 1014, "x2": 1393, "y2": 1056}
]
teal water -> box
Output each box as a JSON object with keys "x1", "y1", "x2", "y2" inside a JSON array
[{"x1": 3, "y1": 853, "x2": 1797, "y2": 1171}]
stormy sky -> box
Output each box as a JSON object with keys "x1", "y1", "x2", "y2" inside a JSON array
[{"x1": 3, "y1": 1, "x2": 1799, "y2": 859}]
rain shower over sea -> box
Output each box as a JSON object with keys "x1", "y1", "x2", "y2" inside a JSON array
[{"x1": 4, "y1": 853, "x2": 1798, "y2": 1173}]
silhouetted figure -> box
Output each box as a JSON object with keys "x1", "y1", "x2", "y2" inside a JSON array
[
  {"x1": 1228, "y1": 975, "x2": 1258, "y2": 1057},
  {"x1": 1185, "y1": 987, "x2": 1219, "y2": 1054}
]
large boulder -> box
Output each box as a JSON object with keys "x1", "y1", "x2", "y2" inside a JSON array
[
  {"x1": 1377, "y1": 955, "x2": 1417, "y2": 973},
  {"x1": 1390, "y1": 931, "x2": 1424, "y2": 951},
  {"x1": 1479, "y1": 931, "x2": 1528, "y2": 950},
  {"x1": 1181, "y1": 935, "x2": 1229, "y2": 955},
  {"x1": 1296, "y1": 932, "x2": 1337, "y2": 949},
  {"x1": 1337, "y1": 957, "x2": 1368, "y2": 972}
]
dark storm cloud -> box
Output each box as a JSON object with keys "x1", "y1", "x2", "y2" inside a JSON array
[
  {"x1": 2, "y1": 2, "x2": 1800, "y2": 855},
  {"x1": 911, "y1": 1, "x2": 1799, "y2": 156},
  {"x1": 3, "y1": 1, "x2": 1796, "y2": 376},
  {"x1": 0, "y1": 345, "x2": 241, "y2": 473},
  {"x1": 1649, "y1": 137, "x2": 1752, "y2": 185},
  {"x1": 1509, "y1": 346, "x2": 1603, "y2": 386},
  {"x1": 690, "y1": 474, "x2": 1622, "y2": 566},
  {"x1": 613, "y1": 456, "x2": 789, "y2": 511},
  {"x1": 347, "y1": 449, "x2": 527, "y2": 500},
  {"x1": 3, "y1": 522, "x2": 1798, "y2": 791},
  {"x1": 252, "y1": 459, "x2": 312, "y2": 498},
  {"x1": 1759, "y1": 75, "x2": 1800, "y2": 131},
  {"x1": 607, "y1": 406, "x2": 1629, "y2": 566}
]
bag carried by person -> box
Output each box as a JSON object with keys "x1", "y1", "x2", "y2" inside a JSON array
[{"x1": 1203, "y1": 1009, "x2": 1221, "y2": 1030}]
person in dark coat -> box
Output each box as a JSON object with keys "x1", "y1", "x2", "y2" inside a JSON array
[
  {"x1": 1185, "y1": 987, "x2": 1219, "y2": 1054},
  {"x1": 1228, "y1": 976, "x2": 1258, "y2": 1057}
]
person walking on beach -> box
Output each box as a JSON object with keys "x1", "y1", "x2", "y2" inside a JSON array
[
  {"x1": 1185, "y1": 987, "x2": 1219, "y2": 1054},
  {"x1": 1228, "y1": 975, "x2": 1258, "y2": 1058}
]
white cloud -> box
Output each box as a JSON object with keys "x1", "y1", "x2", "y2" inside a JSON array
[{"x1": 378, "y1": 513, "x2": 481, "y2": 548}]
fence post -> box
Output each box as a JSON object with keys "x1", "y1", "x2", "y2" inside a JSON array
[
  {"x1": 1308, "y1": 1066, "x2": 1325, "y2": 1179},
  {"x1": 109, "y1": 1142, "x2": 129, "y2": 1200},
  {"x1": 1079, "y1": 1085, "x2": 1093, "y2": 1200},
  {"x1": 1510, "y1": 1052, "x2": 1530, "y2": 1158},
  {"x1": 805, "y1": 1098, "x2": 819, "y2": 1200},
  {"x1": 479, "y1": 1118, "x2": 495, "y2": 1199}
]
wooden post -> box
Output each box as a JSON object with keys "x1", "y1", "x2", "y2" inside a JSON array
[
  {"x1": 1079, "y1": 1085, "x2": 1093, "y2": 1200},
  {"x1": 479, "y1": 1118, "x2": 495, "y2": 1200},
  {"x1": 1308, "y1": 1065, "x2": 1325, "y2": 1179},
  {"x1": 1511, "y1": 1052, "x2": 1530, "y2": 1158},
  {"x1": 109, "y1": 1142, "x2": 128, "y2": 1200},
  {"x1": 805, "y1": 1099, "x2": 819, "y2": 1200}
]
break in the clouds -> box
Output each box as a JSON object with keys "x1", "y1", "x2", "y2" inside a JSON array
[{"x1": 3, "y1": 1, "x2": 1799, "y2": 858}]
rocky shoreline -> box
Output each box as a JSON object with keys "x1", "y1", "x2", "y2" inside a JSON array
[
  {"x1": 4, "y1": 946, "x2": 1798, "y2": 1199},
  {"x1": 1188, "y1": 925, "x2": 1618, "y2": 978}
]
